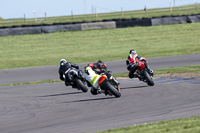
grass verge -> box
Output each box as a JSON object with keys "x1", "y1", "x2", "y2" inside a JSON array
[
  {"x1": 113, "y1": 65, "x2": 200, "y2": 77},
  {"x1": 97, "y1": 116, "x2": 200, "y2": 133},
  {"x1": 0, "y1": 79, "x2": 61, "y2": 87},
  {"x1": 1, "y1": 23, "x2": 200, "y2": 69}
]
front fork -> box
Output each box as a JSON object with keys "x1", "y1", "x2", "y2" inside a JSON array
[
  {"x1": 78, "y1": 70, "x2": 85, "y2": 82},
  {"x1": 109, "y1": 76, "x2": 120, "y2": 85}
]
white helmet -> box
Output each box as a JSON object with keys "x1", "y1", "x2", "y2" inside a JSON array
[
  {"x1": 129, "y1": 49, "x2": 136, "y2": 54},
  {"x1": 60, "y1": 59, "x2": 67, "y2": 65}
]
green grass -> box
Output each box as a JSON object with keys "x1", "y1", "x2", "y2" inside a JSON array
[
  {"x1": 155, "y1": 65, "x2": 200, "y2": 75},
  {"x1": 1, "y1": 22, "x2": 200, "y2": 69},
  {"x1": 0, "y1": 79, "x2": 61, "y2": 87},
  {"x1": 113, "y1": 65, "x2": 200, "y2": 77},
  {"x1": 97, "y1": 116, "x2": 200, "y2": 133},
  {"x1": 1, "y1": 4, "x2": 200, "y2": 27}
]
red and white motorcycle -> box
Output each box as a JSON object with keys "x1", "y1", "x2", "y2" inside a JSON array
[{"x1": 135, "y1": 58, "x2": 154, "y2": 86}]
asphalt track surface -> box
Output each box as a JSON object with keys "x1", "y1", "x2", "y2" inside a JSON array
[
  {"x1": 0, "y1": 54, "x2": 200, "y2": 84},
  {"x1": 0, "y1": 54, "x2": 200, "y2": 133}
]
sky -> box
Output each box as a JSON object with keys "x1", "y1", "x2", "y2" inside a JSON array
[{"x1": 1, "y1": 0, "x2": 200, "y2": 19}]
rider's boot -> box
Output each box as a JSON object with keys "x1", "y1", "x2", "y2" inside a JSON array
[
  {"x1": 129, "y1": 72, "x2": 138, "y2": 79},
  {"x1": 90, "y1": 87, "x2": 98, "y2": 95},
  {"x1": 147, "y1": 67, "x2": 153, "y2": 76},
  {"x1": 65, "y1": 81, "x2": 71, "y2": 86},
  {"x1": 129, "y1": 73, "x2": 134, "y2": 78},
  {"x1": 145, "y1": 64, "x2": 153, "y2": 76}
]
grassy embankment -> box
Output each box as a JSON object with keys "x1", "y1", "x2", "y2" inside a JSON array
[
  {"x1": 97, "y1": 116, "x2": 200, "y2": 133},
  {"x1": 0, "y1": 23, "x2": 200, "y2": 69},
  {"x1": 1, "y1": 4, "x2": 200, "y2": 27},
  {"x1": 114, "y1": 65, "x2": 200, "y2": 77}
]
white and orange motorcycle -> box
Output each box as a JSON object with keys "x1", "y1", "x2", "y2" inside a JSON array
[{"x1": 84, "y1": 66, "x2": 121, "y2": 98}]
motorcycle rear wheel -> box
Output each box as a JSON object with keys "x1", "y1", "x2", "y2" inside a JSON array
[
  {"x1": 143, "y1": 70, "x2": 154, "y2": 86},
  {"x1": 75, "y1": 79, "x2": 88, "y2": 92}
]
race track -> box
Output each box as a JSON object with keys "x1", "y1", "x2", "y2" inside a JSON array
[
  {"x1": 0, "y1": 54, "x2": 200, "y2": 133},
  {"x1": 1, "y1": 54, "x2": 200, "y2": 84}
]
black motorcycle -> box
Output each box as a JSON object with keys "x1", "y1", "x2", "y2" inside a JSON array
[{"x1": 64, "y1": 68, "x2": 88, "y2": 92}]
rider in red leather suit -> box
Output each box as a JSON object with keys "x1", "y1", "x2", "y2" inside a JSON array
[{"x1": 126, "y1": 49, "x2": 153, "y2": 78}]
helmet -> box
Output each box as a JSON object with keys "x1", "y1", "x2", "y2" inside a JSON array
[
  {"x1": 97, "y1": 60, "x2": 107, "y2": 69},
  {"x1": 97, "y1": 60, "x2": 103, "y2": 64},
  {"x1": 129, "y1": 49, "x2": 136, "y2": 54},
  {"x1": 88, "y1": 63, "x2": 94, "y2": 68},
  {"x1": 60, "y1": 59, "x2": 67, "y2": 65}
]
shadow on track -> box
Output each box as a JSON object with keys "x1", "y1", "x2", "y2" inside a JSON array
[
  {"x1": 64, "y1": 97, "x2": 115, "y2": 103},
  {"x1": 120, "y1": 85, "x2": 148, "y2": 90},
  {"x1": 38, "y1": 92, "x2": 83, "y2": 97}
]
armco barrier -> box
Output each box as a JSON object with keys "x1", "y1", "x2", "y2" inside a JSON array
[
  {"x1": 151, "y1": 15, "x2": 200, "y2": 26},
  {"x1": 0, "y1": 27, "x2": 41, "y2": 36},
  {"x1": 188, "y1": 15, "x2": 200, "y2": 23},
  {"x1": 0, "y1": 14, "x2": 200, "y2": 37},
  {"x1": 151, "y1": 16, "x2": 189, "y2": 25},
  {"x1": 41, "y1": 24, "x2": 81, "y2": 33},
  {"x1": 116, "y1": 18, "x2": 152, "y2": 28},
  {"x1": 81, "y1": 21, "x2": 116, "y2": 30}
]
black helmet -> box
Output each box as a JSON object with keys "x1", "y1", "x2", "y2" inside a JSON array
[
  {"x1": 97, "y1": 60, "x2": 107, "y2": 69},
  {"x1": 129, "y1": 49, "x2": 136, "y2": 54},
  {"x1": 97, "y1": 60, "x2": 103, "y2": 63}
]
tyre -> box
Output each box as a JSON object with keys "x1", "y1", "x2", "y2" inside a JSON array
[
  {"x1": 104, "y1": 81, "x2": 121, "y2": 98},
  {"x1": 143, "y1": 70, "x2": 154, "y2": 86},
  {"x1": 75, "y1": 79, "x2": 88, "y2": 92}
]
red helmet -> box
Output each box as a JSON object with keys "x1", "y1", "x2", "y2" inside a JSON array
[{"x1": 88, "y1": 63, "x2": 94, "y2": 68}]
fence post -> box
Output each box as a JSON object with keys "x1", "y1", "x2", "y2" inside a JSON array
[
  {"x1": 170, "y1": 3, "x2": 172, "y2": 14},
  {"x1": 196, "y1": 2, "x2": 198, "y2": 11},
  {"x1": 95, "y1": 8, "x2": 98, "y2": 19},
  {"x1": 121, "y1": 7, "x2": 124, "y2": 17},
  {"x1": 144, "y1": 6, "x2": 147, "y2": 16},
  {"x1": 33, "y1": 11, "x2": 37, "y2": 22},
  {"x1": 24, "y1": 14, "x2": 26, "y2": 23},
  {"x1": 71, "y1": 11, "x2": 74, "y2": 20},
  {"x1": 45, "y1": 12, "x2": 47, "y2": 21}
]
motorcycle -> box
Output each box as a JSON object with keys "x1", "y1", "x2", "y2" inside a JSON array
[
  {"x1": 135, "y1": 58, "x2": 154, "y2": 86},
  {"x1": 99, "y1": 70, "x2": 121, "y2": 98},
  {"x1": 64, "y1": 68, "x2": 88, "y2": 92},
  {"x1": 85, "y1": 66, "x2": 121, "y2": 98}
]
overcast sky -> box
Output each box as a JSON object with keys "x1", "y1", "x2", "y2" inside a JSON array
[{"x1": 1, "y1": 0, "x2": 199, "y2": 19}]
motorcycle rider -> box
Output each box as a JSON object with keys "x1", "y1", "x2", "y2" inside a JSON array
[
  {"x1": 88, "y1": 60, "x2": 107, "y2": 74},
  {"x1": 84, "y1": 65, "x2": 102, "y2": 95},
  {"x1": 126, "y1": 49, "x2": 153, "y2": 78},
  {"x1": 88, "y1": 60, "x2": 119, "y2": 85},
  {"x1": 58, "y1": 59, "x2": 80, "y2": 87}
]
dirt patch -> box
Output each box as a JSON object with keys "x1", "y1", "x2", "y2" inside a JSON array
[{"x1": 154, "y1": 73, "x2": 200, "y2": 78}]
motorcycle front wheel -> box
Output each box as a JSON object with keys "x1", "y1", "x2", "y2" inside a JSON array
[
  {"x1": 143, "y1": 70, "x2": 154, "y2": 86},
  {"x1": 75, "y1": 79, "x2": 88, "y2": 92},
  {"x1": 103, "y1": 81, "x2": 121, "y2": 98}
]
